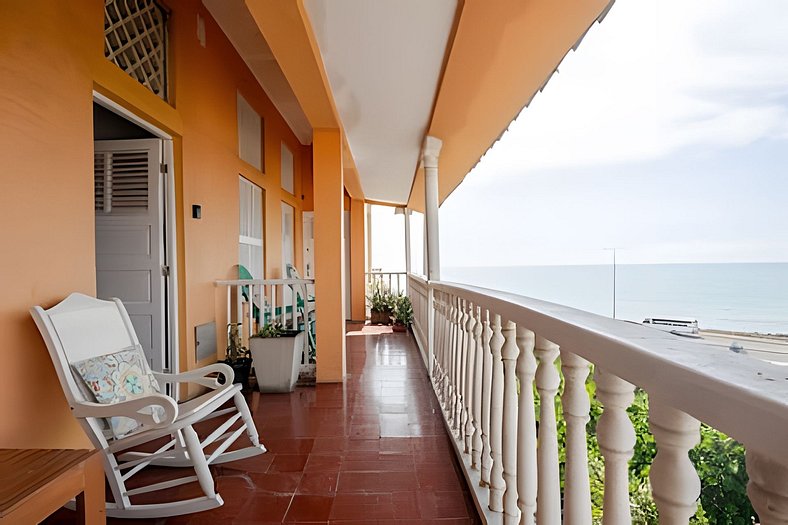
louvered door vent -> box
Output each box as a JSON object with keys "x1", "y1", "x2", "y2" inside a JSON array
[
  {"x1": 104, "y1": 0, "x2": 168, "y2": 100},
  {"x1": 95, "y1": 150, "x2": 149, "y2": 214}
]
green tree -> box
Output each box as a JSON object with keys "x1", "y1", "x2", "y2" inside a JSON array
[{"x1": 544, "y1": 364, "x2": 756, "y2": 524}]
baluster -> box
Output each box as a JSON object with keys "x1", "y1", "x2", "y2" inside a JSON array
[
  {"x1": 432, "y1": 293, "x2": 440, "y2": 380},
  {"x1": 649, "y1": 401, "x2": 700, "y2": 525},
  {"x1": 235, "y1": 284, "x2": 242, "y2": 338},
  {"x1": 438, "y1": 294, "x2": 448, "y2": 407},
  {"x1": 595, "y1": 368, "x2": 636, "y2": 525},
  {"x1": 516, "y1": 327, "x2": 537, "y2": 525},
  {"x1": 746, "y1": 451, "x2": 788, "y2": 525},
  {"x1": 444, "y1": 295, "x2": 452, "y2": 407},
  {"x1": 464, "y1": 302, "x2": 477, "y2": 454},
  {"x1": 448, "y1": 296, "x2": 458, "y2": 430},
  {"x1": 501, "y1": 320, "x2": 520, "y2": 524},
  {"x1": 249, "y1": 283, "x2": 255, "y2": 335},
  {"x1": 432, "y1": 291, "x2": 443, "y2": 390},
  {"x1": 534, "y1": 336, "x2": 561, "y2": 525},
  {"x1": 272, "y1": 284, "x2": 277, "y2": 325},
  {"x1": 472, "y1": 306, "x2": 484, "y2": 470},
  {"x1": 489, "y1": 314, "x2": 506, "y2": 512},
  {"x1": 481, "y1": 309, "x2": 494, "y2": 487},
  {"x1": 561, "y1": 351, "x2": 592, "y2": 525},
  {"x1": 456, "y1": 299, "x2": 468, "y2": 439},
  {"x1": 226, "y1": 285, "x2": 231, "y2": 333}
]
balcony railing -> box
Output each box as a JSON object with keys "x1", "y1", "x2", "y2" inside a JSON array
[
  {"x1": 407, "y1": 273, "x2": 788, "y2": 524},
  {"x1": 215, "y1": 278, "x2": 314, "y2": 344},
  {"x1": 366, "y1": 271, "x2": 407, "y2": 296}
]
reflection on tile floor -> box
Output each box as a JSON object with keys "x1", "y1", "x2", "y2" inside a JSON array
[{"x1": 44, "y1": 325, "x2": 481, "y2": 524}]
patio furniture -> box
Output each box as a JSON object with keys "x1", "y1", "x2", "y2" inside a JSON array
[
  {"x1": 286, "y1": 263, "x2": 316, "y2": 360},
  {"x1": 0, "y1": 449, "x2": 104, "y2": 524},
  {"x1": 30, "y1": 293, "x2": 266, "y2": 518}
]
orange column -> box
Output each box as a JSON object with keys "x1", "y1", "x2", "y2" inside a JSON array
[
  {"x1": 349, "y1": 198, "x2": 366, "y2": 321},
  {"x1": 313, "y1": 129, "x2": 346, "y2": 382}
]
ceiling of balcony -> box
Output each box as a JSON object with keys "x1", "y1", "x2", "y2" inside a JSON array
[{"x1": 302, "y1": 0, "x2": 458, "y2": 205}]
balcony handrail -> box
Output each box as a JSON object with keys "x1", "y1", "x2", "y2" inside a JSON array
[
  {"x1": 428, "y1": 278, "x2": 788, "y2": 461},
  {"x1": 407, "y1": 272, "x2": 788, "y2": 523},
  {"x1": 215, "y1": 278, "x2": 314, "y2": 286}
]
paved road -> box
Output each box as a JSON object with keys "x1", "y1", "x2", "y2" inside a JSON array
[{"x1": 698, "y1": 330, "x2": 788, "y2": 365}]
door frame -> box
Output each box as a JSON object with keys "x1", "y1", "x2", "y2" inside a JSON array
[{"x1": 93, "y1": 91, "x2": 180, "y2": 385}]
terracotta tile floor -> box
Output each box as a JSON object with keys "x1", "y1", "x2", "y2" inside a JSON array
[{"x1": 44, "y1": 325, "x2": 481, "y2": 524}]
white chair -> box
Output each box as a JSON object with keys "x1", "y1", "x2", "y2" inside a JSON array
[
  {"x1": 30, "y1": 293, "x2": 267, "y2": 519},
  {"x1": 285, "y1": 263, "x2": 316, "y2": 360}
]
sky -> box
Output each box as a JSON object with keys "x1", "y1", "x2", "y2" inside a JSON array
[{"x1": 436, "y1": 0, "x2": 788, "y2": 267}]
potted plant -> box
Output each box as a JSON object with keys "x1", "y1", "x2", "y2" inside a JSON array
[
  {"x1": 392, "y1": 294, "x2": 413, "y2": 332},
  {"x1": 222, "y1": 323, "x2": 252, "y2": 390},
  {"x1": 249, "y1": 322, "x2": 306, "y2": 393},
  {"x1": 368, "y1": 280, "x2": 394, "y2": 325}
]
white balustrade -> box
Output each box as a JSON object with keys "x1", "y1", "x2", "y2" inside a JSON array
[
  {"x1": 516, "y1": 326, "x2": 537, "y2": 525},
  {"x1": 501, "y1": 320, "x2": 520, "y2": 524},
  {"x1": 561, "y1": 351, "x2": 593, "y2": 525},
  {"x1": 215, "y1": 277, "x2": 313, "y2": 343},
  {"x1": 489, "y1": 313, "x2": 506, "y2": 512},
  {"x1": 365, "y1": 271, "x2": 407, "y2": 297},
  {"x1": 404, "y1": 273, "x2": 788, "y2": 525},
  {"x1": 649, "y1": 401, "x2": 701, "y2": 524},
  {"x1": 472, "y1": 306, "x2": 484, "y2": 470},
  {"x1": 746, "y1": 452, "x2": 788, "y2": 525},
  {"x1": 595, "y1": 368, "x2": 636, "y2": 525},
  {"x1": 457, "y1": 299, "x2": 468, "y2": 440},
  {"x1": 480, "y1": 309, "x2": 494, "y2": 487},
  {"x1": 464, "y1": 301, "x2": 477, "y2": 454},
  {"x1": 534, "y1": 335, "x2": 560, "y2": 525}
]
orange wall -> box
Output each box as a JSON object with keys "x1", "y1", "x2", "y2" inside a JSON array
[
  {"x1": 0, "y1": 0, "x2": 311, "y2": 448},
  {"x1": 312, "y1": 129, "x2": 346, "y2": 382}
]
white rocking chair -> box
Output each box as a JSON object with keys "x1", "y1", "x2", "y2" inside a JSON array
[{"x1": 30, "y1": 293, "x2": 267, "y2": 518}]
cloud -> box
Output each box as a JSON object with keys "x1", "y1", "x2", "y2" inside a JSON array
[{"x1": 471, "y1": 0, "x2": 788, "y2": 176}]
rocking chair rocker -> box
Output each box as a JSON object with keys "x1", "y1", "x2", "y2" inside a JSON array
[{"x1": 30, "y1": 293, "x2": 266, "y2": 518}]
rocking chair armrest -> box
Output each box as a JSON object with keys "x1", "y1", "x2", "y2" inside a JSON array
[
  {"x1": 72, "y1": 394, "x2": 178, "y2": 429},
  {"x1": 152, "y1": 363, "x2": 235, "y2": 390}
]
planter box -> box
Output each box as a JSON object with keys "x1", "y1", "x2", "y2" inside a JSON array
[{"x1": 249, "y1": 330, "x2": 305, "y2": 393}]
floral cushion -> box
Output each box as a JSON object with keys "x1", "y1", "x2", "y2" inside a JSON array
[{"x1": 72, "y1": 345, "x2": 163, "y2": 439}]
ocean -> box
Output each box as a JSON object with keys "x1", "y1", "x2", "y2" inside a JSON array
[{"x1": 442, "y1": 262, "x2": 788, "y2": 335}]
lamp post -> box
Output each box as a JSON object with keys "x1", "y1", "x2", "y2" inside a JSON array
[{"x1": 604, "y1": 248, "x2": 617, "y2": 319}]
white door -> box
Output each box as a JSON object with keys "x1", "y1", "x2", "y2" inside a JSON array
[{"x1": 94, "y1": 139, "x2": 166, "y2": 372}]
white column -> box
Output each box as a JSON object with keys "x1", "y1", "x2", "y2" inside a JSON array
[
  {"x1": 404, "y1": 208, "x2": 411, "y2": 275},
  {"x1": 649, "y1": 401, "x2": 701, "y2": 525},
  {"x1": 423, "y1": 136, "x2": 442, "y2": 281}
]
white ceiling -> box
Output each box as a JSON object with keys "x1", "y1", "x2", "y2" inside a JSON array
[
  {"x1": 303, "y1": 0, "x2": 457, "y2": 204},
  {"x1": 203, "y1": 0, "x2": 313, "y2": 145}
]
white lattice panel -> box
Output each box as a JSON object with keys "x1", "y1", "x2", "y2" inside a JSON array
[{"x1": 104, "y1": 0, "x2": 168, "y2": 99}]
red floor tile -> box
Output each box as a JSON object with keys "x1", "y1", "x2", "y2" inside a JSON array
[
  {"x1": 284, "y1": 494, "x2": 333, "y2": 522},
  {"x1": 40, "y1": 328, "x2": 480, "y2": 525}
]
